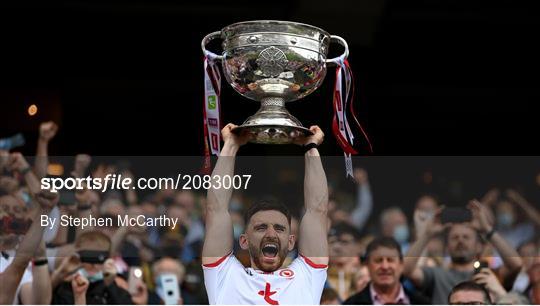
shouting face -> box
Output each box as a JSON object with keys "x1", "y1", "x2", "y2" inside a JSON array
[
  {"x1": 0, "y1": 195, "x2": 29, "y2": 249},
  {"x1": 240, "y1": 210, "x2": 295, "y2": 272}
]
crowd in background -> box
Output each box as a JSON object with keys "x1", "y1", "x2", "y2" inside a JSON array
[{"x1": 1, "y1": 122, "x2": 540, "y2": 305}]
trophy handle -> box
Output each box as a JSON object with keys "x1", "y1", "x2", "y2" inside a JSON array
[
  {"x1": 325, "y1": 35, "x2": 349, "y2": 66},
  {"x1": 202, "y1": 31, "x2": 224, "y2": 61}
]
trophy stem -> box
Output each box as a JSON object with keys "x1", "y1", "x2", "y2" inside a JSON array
[{"x1": 260, "y1": 97, "x2": 285, "y2": 108}]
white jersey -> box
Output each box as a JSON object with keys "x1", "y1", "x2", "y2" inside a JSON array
[{"x1": 203, "y1": 253, "x2": 327, "y2": 305}]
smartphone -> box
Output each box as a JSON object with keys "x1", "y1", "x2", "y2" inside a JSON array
[
  {"x1": 441, "y1": 207, "x2": 472, "y2": 224},
  {"x1": 0, "y1": 133, "x2": 25, "y2": 151},
  {"x1": 59, "y1": 191, "x2": 76, "y2": 206},
  {"x1": 128, "y1": 266, "x2": 144, "y2": 295},
  {"x1": 157, "y1": 273, "x2": 180, "y2": 305},
  {"x1": 473, "y1": 260, "x2": 489, "y2": 274}
]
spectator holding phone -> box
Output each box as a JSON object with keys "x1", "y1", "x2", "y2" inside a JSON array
[
  {"x1": 472, "y1": 266, "x2": 530, "y2": 304},
  {"x1": 51, "y1": 231, "x2": 133, "y2": 304},
  {"x1": 403, "y1": 200, "x2": 523, "y2": 304},
  {"x1": 147, "y1": 257, "x2": 185, "y2": 304}
]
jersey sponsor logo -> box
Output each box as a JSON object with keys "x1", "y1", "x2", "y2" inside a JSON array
[
  {"x1": 258, "y1": 282, "x2": 279, "y2": 305},
  {"x1": 278, "y1": 269, "x2": 294, "y2": 278}
]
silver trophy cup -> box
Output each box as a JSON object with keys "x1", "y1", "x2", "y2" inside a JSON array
[{"x1": 202, "y1": 20, "x2": 349, "y2": 144}]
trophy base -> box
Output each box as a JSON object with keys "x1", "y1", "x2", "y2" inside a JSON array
[
  {"x1": 232, "y1": 97, "x2": 312, "y2": 144},
  {"x1": 232, "y1": 125, "x2": 312, "y2": 144}
]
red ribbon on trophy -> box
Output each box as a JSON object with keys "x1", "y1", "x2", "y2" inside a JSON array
[
  {"x1": 332, "y1": 57, "x2": 373, "y2": 178},
  {"x1": 202, "y1": 55, "x2": 222, "y2": 173}
]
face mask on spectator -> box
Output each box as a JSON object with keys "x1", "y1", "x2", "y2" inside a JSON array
[
  {"x1": 78, "y1": 268, "x2": 104, "y2": 283},
  {"x1": 20, "y1": 192, "x2": 31, "y2": 205},
  {"x1": 393, "y1": 225, "x2": 409, "y2": 243},
  {"x1": 497, "y1": 213, "x2": 514, "y2": 228}
]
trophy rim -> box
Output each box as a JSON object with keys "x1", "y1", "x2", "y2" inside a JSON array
[{"x1": 221, "y1": 20, "x2": 331, "y2": 38}]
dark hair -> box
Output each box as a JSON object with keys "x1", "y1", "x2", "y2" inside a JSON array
[
  {"x1": 417, "y1": 193, "x2": 440, "y2": 204},
  {"x1": 244, "y1": 199, "x2": 291, "y2": 226},
  {"x1": 445, "y1": 223, "x2": 484, "y2": 245},
  {"x1": 321, "y1": 287, "x2": 340, "y2": 304},
  {"x1": 328, "y1": 222, "x2": 361, "y2": 240},
  {"x1": 448, "y1": 281, "x2": 492, "y2": 304},
  {"x1": 75, "y1": 230, "x2": 112, "y2": 253},
  {"x1": 365, "y1": 237, "x2": 403, "y2": 261},
  {"x1": 517, "y1": 240, "x2": 536, "y2": 254}
]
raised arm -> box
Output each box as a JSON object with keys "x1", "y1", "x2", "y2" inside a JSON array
[
  {"x1": 202, "y1": 123, "x2": 250, "y2": 265},
  {"x1": 296, "y1": 126, "x2": 329, "y2": 265},
  {"x1": 8, "y1": 153, "x2": 41, "y2": 196},
  {"x1": 19, "y1": 240, "x2": 52, "y2": 304},
  {"x1": 403, "y1": 208, "x2": 446, "y2": 287},
  {"x1": 468, "y1": 200, "x2": 523, "y2": 272},
  {"x1": 350, "y1": 168, "x2": 373, "y2": 231},
  {"x1": 506, "y1": 189, "x2": 540, "y2": 227},
  {"x1": 0, "y1": 191, "x2": 58, "y2": 305},
  {"x1": 35, "y1": 121, "x2": 58, "y2": 179}
]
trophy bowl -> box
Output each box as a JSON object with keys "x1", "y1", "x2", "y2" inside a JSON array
[{"x1": 202, "y1": 20, "x2": 349, "y2": 144}]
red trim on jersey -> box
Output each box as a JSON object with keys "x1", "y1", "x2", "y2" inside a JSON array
[
  {"x1": 202, "y1": 252, "x2": 232, "y2": 268},
  {"x1": 299, "y1": 254, "x2": 328, "y2": 269}
]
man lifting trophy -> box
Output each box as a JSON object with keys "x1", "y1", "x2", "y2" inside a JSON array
[{"x1": 200, "y1": 20, "x2": 364, "y2": 305}]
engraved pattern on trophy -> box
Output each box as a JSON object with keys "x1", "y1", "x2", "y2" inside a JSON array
[
  {"x1": 260, "y1": 97, "x2": 285, "y2": 107},
  {"x1": 202, "y1": 20, "x2": 349, "y2": 144},
  {"x1": 256, "y1": 46, "x2": 289, "y2": 77}
]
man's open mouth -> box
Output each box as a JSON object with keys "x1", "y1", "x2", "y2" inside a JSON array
[{"x1": 262, "y1": 243, "x2": 279, "y2": 258}]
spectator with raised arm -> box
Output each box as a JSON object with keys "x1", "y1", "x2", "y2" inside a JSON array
[
  {"x1": 51, "y1": 231, "x2": 133, "y2": 304},
  {"x1": 350, "y1": 168, "x2": 373, "y2": 232},
  {"x1": 35, "y1": 121, "x2": 58, "y2": 179},
  {"x1": 473, "y1": 266, "x2": 530, "y2": 304},
  {"x1": 414, "y1": 195, "x2": 445, "y2": 268},
  {"x1": 0, "y1": 190, "x2": 58, "y2": 304},
  {"x1": 403, "y1": 200, "x2": 523, "y2": 304}
]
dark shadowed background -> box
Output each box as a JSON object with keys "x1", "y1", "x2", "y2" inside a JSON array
[{"x1": 1, "y1": 0, "x2": 539, "y2": 156}]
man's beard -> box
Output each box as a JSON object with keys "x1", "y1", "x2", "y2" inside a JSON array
[
  {"x1": 248, "y1": 239, "x2": 288, "y2": 272},
  {"x1": 451, "y1": 254, "x2": 474, "y2": 264}
]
